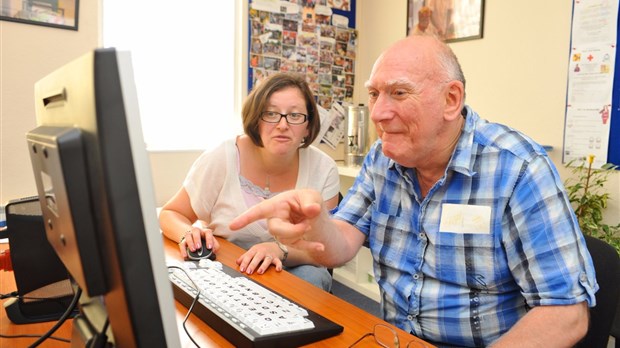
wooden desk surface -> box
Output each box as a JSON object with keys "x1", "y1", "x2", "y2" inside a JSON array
[{"x1": 0, "y1": 238, "x2": 434, "y2": 348}]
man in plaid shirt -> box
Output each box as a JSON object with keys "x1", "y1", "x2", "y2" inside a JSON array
[{"x1": 231, "y1": 35, "x2": 597, "y2": 347}]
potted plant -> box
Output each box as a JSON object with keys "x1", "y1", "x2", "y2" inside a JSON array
[{"x1": 564, "y1": 155, "x2": 620, "y2": 255}]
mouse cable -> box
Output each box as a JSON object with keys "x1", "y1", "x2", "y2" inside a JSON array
[
  {"x1": 28, "y1": 286, "x2": 82, "y2": 348},
  {"x1": 168, "y1": 265, "x2": 202, "y2": 348}
]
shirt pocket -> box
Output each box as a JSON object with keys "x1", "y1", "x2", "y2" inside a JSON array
[
  {"x1": 368, "y1": 205, "x2": 412, "y2": 270},
  {"x1": 425, "y1": 230, "x2": 499, "y2": 291}
]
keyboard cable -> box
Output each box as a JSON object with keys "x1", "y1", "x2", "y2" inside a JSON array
[{"x1": 169, "y1": 265, "x2": 202, "y2": 348}]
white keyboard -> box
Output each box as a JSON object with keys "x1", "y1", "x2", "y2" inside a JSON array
[{"x1": 167, "y1": 258, "x2": 342, "y2": 347}]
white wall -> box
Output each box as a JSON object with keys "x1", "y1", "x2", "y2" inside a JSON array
[
  {"x1": 0, "y1": 1, "x2": 100, "y2": 203},
  {"x1": 1, "y1": 0, "x2": 618, "y2": 223}
]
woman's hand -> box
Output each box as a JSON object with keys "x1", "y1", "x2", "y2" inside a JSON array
[
  {"x1": 236, "y1": 242, "x2": 284, "y2": 275},
  {"x1": 178, "y1": 225, "x2": 219, "y2": 259}
]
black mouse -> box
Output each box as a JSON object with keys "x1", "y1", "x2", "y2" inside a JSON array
[{"x1": 186, "y1": 237, "x2": 215, "y2": 261}]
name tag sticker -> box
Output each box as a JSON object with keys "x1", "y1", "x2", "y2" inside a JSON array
[{"x1": 439, "y1": 203, "x2": 491, "y2": 234}]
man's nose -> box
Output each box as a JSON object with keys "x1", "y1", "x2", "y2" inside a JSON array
[{"x1": 369, "y1": 94, "x2": 393, "y2": 123}]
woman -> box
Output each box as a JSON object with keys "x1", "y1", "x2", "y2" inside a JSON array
[{"x1": 159, "y1": 72, "x2": 340, "y2": 291}]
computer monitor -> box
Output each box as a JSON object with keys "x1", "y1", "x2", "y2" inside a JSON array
[{"x1": 26, "y1": 48, "x2": 181, "y2": 347}]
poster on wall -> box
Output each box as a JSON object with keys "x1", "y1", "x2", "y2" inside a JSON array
[
  {"x1": 563, "y1": 0, "x2": 620, "y2": 168},
  {"x1": 248, "y1": 0, "x2": 357, "y2": 148}
]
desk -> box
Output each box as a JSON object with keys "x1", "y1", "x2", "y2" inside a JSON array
[{"x1": 0, "y1": 238, "x2": 434, "y2": 347}]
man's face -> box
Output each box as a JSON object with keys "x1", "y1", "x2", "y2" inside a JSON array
[{"x1": 365, "y1": 40, "x2": 448, "y2": 168}]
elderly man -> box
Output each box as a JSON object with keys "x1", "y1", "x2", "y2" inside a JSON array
[{"x1": 231, "y1": 35, "x2": 597, "y2": 347}]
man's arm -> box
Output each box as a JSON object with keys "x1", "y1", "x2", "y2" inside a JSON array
[
  {"x1": 490, "y1": 302, "x2": 589, "y2": 347},
  {"x1": 310, "y1": 218, "x2": 366, "y2": 268}
]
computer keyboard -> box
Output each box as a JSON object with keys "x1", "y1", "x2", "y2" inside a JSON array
[{"x1": 167, "y1": 258, "x2": 343, "y2": 348}]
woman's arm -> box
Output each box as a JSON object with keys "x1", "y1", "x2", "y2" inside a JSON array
[
  {"x1": 159, "y1": 187, "x2": 219, "y2": 257},
  {"x1": 324, "y1": 193, "x2": 340, "y2": 210}
]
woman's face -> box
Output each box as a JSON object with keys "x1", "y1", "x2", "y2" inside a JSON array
[{"x1": 258, "y1": 87, "x2": 310, "y2": 156}]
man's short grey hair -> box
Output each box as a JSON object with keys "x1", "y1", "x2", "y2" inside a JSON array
[{"x1": 435, "y1": 41, "x2": 467, "y2": 101}]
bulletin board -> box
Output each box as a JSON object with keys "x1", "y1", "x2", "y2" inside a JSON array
[
  {"x1": 563, "y1": 0, "x2": 620, "y2": 167},
  {"x1": 248, "y1": 0, "x2": 357, "y2": 111}
]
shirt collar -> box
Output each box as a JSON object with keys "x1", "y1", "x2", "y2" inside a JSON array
[{"x1": 448, "y1": 105, "x2": 478, "y2": 177}]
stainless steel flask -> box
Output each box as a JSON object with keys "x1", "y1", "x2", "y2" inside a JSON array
[{"x1": 345, "y1": 104, "x2": 369, "y2": 166}]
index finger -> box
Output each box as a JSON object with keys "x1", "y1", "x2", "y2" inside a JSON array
[
  {"x1": 229, "y1": 189, "x2": 323, "y2": 231},
  {"x1": 229, "y1": 198, "x2": 277, "y2": 231}
]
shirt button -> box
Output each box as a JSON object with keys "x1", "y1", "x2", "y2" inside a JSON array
[
  {"x1": 407, "y1": 315, "x2": 414, "y2": 321},
  {"x1": 413, "y1": 273, "x2": 420, "y2": 280},
  {"x1": 419, "y1": 232, "x2": 427, "y2": 240}
]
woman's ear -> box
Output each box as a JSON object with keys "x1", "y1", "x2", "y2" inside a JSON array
[{"x1": 443, "y1": 80, "x2": 465, "y2": 121}]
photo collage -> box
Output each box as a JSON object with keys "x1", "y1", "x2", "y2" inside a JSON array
[{"x1": 249, "y1": 0, "x2": 357, "y2": 111}]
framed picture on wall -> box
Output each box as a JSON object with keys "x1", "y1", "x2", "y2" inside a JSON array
[
  {"x1": 407, "y1": 0, "x2": 484, "y2": 43},
  {"x1": 0, "y1": 0, "x2": 79, "y2": 31}
]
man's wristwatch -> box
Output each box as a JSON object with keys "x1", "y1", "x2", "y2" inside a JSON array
[{"x1": 275, "y1": 240, "x2": 288, "y2": 262}]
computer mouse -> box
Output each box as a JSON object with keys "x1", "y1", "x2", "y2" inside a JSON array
[{"x1": 186, "y1": 237, "x2": 215, "y2": 261}]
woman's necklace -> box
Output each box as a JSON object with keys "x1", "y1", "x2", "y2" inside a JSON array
[{"x1": 264, "y1": 175, "x2": 271, "y2": 194}]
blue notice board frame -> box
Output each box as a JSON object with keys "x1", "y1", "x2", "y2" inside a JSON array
[{"x1": 609, "y1": 9, "x2": 620, "y2": 166}]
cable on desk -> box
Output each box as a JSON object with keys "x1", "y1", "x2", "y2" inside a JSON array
[
  {"x1": 0, "y1": 275, "x2": 75, "y2": 344},
  {"x1": 28, "y1": 286, "x2": 81, "y2": 348},
  {"x1": 0, "y1": 291, "x2": 74, "y2": 344},
  {"x1": 0, "y1": 290, "x2": 76, "y2": 311},
  {"x1": 0, "y1": 290, "x2": 18, "y2": 299},
  {"x1": 0, "y1": 332, "x2": 70, "y2": 343},
  {"x1": 168, "y1": 265, "x2": 202, "y2": 348}
]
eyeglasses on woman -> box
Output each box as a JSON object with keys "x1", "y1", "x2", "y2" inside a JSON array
[{"x1": 260, "y1": 111, "x2": 308, "y2": 124}]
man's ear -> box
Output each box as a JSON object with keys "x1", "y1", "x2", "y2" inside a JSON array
[{"x1": 443, "y1": 80, "x2": 465, "y2": 121}]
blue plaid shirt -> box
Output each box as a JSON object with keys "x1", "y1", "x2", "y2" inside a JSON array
[{"x1": 332, "y1": 107, "x2": 597, "y2": 347}]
